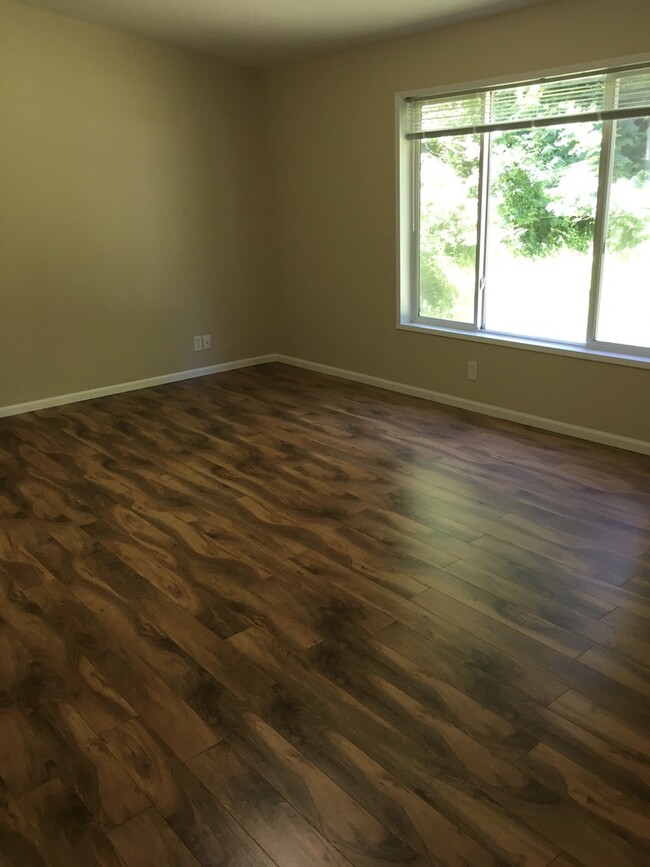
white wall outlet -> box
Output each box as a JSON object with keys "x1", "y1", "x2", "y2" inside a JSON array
[
  {"x1": 202, "y1": 334, "x2": 212, "y2": 350},
  {"x1": 467, "y1": 360, "x2": 478, "y2": 381},
  {"x1": 193, "y1": 336, "x2": 203, "y2": 352}
]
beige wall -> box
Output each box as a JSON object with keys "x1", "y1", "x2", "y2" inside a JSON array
[
  {"x1": 264, "y1": 0, "x2": 650, "y2": 442},
  {"x1": 0, "y1": 0, "x2": 274, "y2": 408}
]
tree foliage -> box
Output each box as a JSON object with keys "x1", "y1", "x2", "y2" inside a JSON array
[
  {"x1": 418, "y1": 135, "x2": 479, "y2": 318},
  {"x1": 418, "y1": 117, "x2": 649, "y2": 318},
  {"x1": 492, "y1": 126, "x2": 598, "y2": 257},
  {"x1": 492, "y1": 120, "x2": 649, "y2": 258},
  {"x1": 612, "y1": 117, "x2": 650, "y2": 183}
]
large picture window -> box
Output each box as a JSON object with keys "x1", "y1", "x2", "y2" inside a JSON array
[{"x1": 398, "y1": 64, "x2": 650, "y2": 359}]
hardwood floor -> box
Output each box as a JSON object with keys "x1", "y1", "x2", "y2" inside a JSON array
[{"x1": 0, "y1": 361, "x2": 648, "y2": 866}]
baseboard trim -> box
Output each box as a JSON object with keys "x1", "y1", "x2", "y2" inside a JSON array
[
  {"x1": 0, "y1": 354, "x2": 278, "y2": 420},
  {"x1": 276, "y1": 354, "x2": 650, "y2": 456},
  {"x1": 2, "y1": 351, "x2": 647, "y2": 454}
]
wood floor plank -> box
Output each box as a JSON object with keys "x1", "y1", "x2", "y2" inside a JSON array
[
  {"x1": 247, "y1": 574, "x2": 393, "y2": 644},
  {"x1": 0, "y1": 532, "x2": 58, "y2": 589},
  {"x1": 108, "y1": 809, "x2": 201, "y2": 867},
  {"x1": 437, "y1": 449, "x2": 649, "y2": 530},
  {"x1": 0, "y1": 362, "x2": 647, "y2": 866},
  {"x1": 361, "y1": 622, "x2": 650, "y2": 800},
  {"x1": 21, "y1": 577, "x2": 219, "y2": 763},
  {"x1": 411, "y1": 585, "x2": 650, "y2": 724},
  {"x1": 0, "y1": 622, "x2": 32, "y2": 695},
  {"x1": 414, "y1": 574, "x2": 593, "y2": 658},
  {"x1": 548, "y1": 690, "x2": 650, "y2": 774},
  {"x1": 548, "y1": 855, "x2": 589, "y2": 867},
  {"x1": 0, "y1": 794, "x2": 47, "y2": 867},
  {"x1": 0, "y1": 570, "x2": 137, "y2": 737},
  {"x1": 578, "y1": 645, "x2": 650, "y2": 698},
  {"x1": 0, "y1": 706, "x2": 55, "y2": 799},
  {"x1": 471, "y1": 532, "x2": 635, "y2": 588},
  {"x1": 18, "y1": 778, "x2": 125, "y2": 867},
  {"x1": 441, "y1": 560, "x2": 650, "y2": 666},
  {"x1": 102, "y1": 719, "x2": 276, "y2": 866},
  {"x1": 293, "y1": 550, "x2": 569, "y2": 706},
  {"x1": 305, "y1": 629, "x2": 537, "y2": 763},
  {"x1": 625, "y1": 574, "x2": 650, "y2": 597},
  {"x1": 187, "y1": 742, "x2": 352, "y2": 866},
  {"x1": 228, "y1": 625, "x2": 560, "y2": 866},
  {"x1": 498, "y1": 509, "x2": 645, "y2": 565},
  {"x1": 528, "y1": 703, "x2": 650, "y2": 799},
  {"x1": 515, "y1": 744, "x2": 649, "y2": 866},
  {"x1": 443, "y1": 547, "x2": 646, "y2": 620},
  {"x1": 187, "y1": 691, "x2": 424, "y2": 867},
  {"x1": 4, "y1": 667, "x2": 149, "y2": 830}
]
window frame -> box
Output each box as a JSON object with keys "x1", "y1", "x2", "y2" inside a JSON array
[{"x1": 396, "y1": 55, "x2": 650, "y2": 368}]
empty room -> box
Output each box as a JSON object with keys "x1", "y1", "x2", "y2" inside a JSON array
[{"x1": 1, "y1": 0, "x2": 649, "y2": 864}]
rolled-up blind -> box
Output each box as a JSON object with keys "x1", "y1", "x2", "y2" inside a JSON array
[{"x1": 405, "y1": 66, "x2": 650, "y2": 139}]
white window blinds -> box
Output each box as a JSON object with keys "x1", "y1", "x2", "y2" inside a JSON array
[{"x1": 405, "y1": 65, "x2": 650, "y2": 139}]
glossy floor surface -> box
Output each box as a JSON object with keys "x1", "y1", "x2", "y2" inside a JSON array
[{"x1": 0, "y1": 363, "x2": 649, "y2": 866}]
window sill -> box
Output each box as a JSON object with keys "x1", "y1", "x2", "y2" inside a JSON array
[{"x1": 397, "y1": 321, "x2": 650, "y2": 369}]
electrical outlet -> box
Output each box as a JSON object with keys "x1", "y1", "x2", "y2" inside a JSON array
[
  {"x1": 202, "y1": 334, "x2": 212, "y2": 350},
  {"x1": 193, "y1": 336, "x2": 203, "y2": 352},
  {"x1": 467, "y1": 360, "x2": 478, "y2": 381}
]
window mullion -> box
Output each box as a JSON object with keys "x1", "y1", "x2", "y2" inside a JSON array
[
  {"x1": 476, "y1": 131, "x2": 491, "y2": 330},
  {"x1": 587, "y1": 78, "x2": 617, "y2": 344},
  {"x1": 411, "y1": 138, "x2": 421, "y2": 321},
  {"x1": 474, "y1": 93, "x2": 491, "y2": 331}
]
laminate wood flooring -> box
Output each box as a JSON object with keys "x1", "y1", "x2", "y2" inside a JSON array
[{"x1": 0, "y1": 362, "x2": 648, "y2": 866}]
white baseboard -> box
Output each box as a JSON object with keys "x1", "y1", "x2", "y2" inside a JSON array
[
  {"x1": 0, "y1": 354, "x2": 278, "y2": 420},
  {"x1": 2, "y1": 351, "x2": 647, "y2": 455},
  {"x1": 275, "y1": 354, "x2": 650, "y2": 456}
]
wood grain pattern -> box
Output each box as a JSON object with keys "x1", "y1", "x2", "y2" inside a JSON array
[
  {"x1": 187, "y1": 742, "x2": 351, "y2": 866},
  {"x1": 108, "y1": 809, "x2": 201, "y2": 867},
  {"x1": 0, "y1": 361, "x2": 648, "y2": 865},
  {"x1": 102, "y1": 719, "x2": 274, "y2": 866}
]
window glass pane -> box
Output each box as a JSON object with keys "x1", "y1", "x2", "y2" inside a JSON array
[
  {"x1": 484, "y1": 122, "x2": 601, "y2": 342},
  {"x1": 418, "y1": 135, "x2": 480, "y2": 323},
  {"x1": 597, "y1": 117, "x2": 650, "y2": 348}
]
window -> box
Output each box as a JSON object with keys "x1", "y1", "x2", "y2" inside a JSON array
[{"x1": 397, "y1": 63, "x2": 650, "y2": 360}]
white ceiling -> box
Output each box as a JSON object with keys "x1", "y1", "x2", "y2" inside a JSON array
[{"x1": 15, "y1": 0, "x2": 550, "y2": 66}]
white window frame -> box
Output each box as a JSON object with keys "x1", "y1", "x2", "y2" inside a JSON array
[{"x1": 396, "y1": 55, "x2": 650, "y2": 369}]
